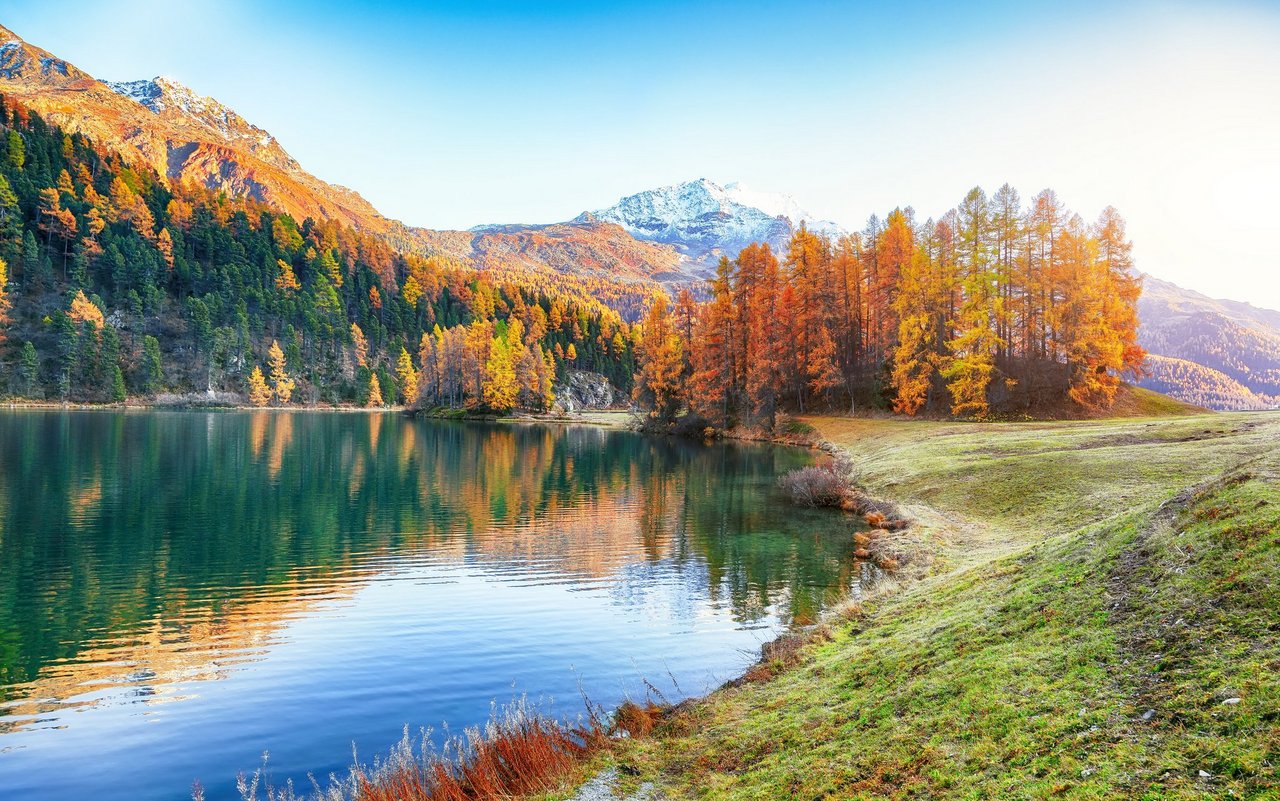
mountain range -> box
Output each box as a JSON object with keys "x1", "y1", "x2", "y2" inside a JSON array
[{"x1": 1, "y1": 22, "x2": 1275, "y2": 411}]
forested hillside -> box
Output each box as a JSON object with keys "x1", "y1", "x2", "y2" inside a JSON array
[
  {"x1": 633, "y1": 186, "x2": 1146, "y2": 424},
  {"x1": 1139, "y1": 354, "x2": 1273, "y2": 411},
  {"x1": 0, "y1": 95, "x2": 638, "y2": 408},
  {"x1": 1137, "y1": 273, "x2": 1280, "y2": 409}
]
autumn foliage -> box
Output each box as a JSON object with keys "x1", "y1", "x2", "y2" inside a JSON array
[
  {"x1": 635, "y1": 185, "x2": 1145, "y2": 423},
  {"x1": 0, "y1": 94, "x2": 638, "y2": 406}
]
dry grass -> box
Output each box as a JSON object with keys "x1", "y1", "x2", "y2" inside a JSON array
[
  {"x1": 613, "y1": 700, "x2": 669, "y2": 738},
  {"x1": 230, "y1": 700, "x2": 607, "y2": 801},
  {"x1": 776, "y1": 464, "x2": 850, "y2": 507}
]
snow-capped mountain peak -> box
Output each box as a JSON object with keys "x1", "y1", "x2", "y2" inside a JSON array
[
  {"x1": 721, "y1": 181, "x2": 844, "y2": 238},
  {"x1": 102, "y1": 76, "x2": 288, "y2": 162},
  {"x1": 583, "y1": 178, "x2": 844, "y2": 275}
]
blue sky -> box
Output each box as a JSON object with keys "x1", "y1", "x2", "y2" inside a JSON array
[{"x1": 6, "y1": 0, "x2": 1280, "y2": 307}]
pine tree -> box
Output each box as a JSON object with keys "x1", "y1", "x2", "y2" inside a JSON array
[
  {"x1": 247, "y1": 366, "x2": 271, "y2": 407},
  {"x1": 142, "y1": 335, "x2": 163, "y2": 394},
  {"x1": 19, "y1": 341, "x2": 39, "y2": 398},
  {"x1": 111, "y1": 365, "x2": 127, "y2": 403},
  {"x1": 6, "y1": 131, "x2": 24, "y2": 171}
]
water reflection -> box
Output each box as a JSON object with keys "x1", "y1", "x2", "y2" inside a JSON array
[{"x1": 0, "y1": 410, "x2": 866, "y2": 800}]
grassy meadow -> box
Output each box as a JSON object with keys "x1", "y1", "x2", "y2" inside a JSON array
[{"x1": 569, "y1": 404, "x2": 1280, "y2": 800}]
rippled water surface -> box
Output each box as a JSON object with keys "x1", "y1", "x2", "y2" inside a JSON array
[{"x1": 0, "y1": 410, "x2": 867, "y2": 801}]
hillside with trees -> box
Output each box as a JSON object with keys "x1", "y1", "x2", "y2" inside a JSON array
[
  {"x1": 1140, "y1": 354, "x2": 1275, "y2": 411},
  {"x1": 633, "y1": 186, "x2": 1146, "y2": 425},
  {"x1": 0, "y1": 94, "x2": 638, "y2": 410},
  {"x1": 1137, "y1": 273, "x2": 1280, "y2": 409}
]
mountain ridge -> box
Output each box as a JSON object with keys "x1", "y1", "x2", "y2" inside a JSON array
[
  {"x1": 3, "y1": 21, "x2": 1275, "y2": 410},
  {"x1": 0, "y1": 24, "x2": 389, "y2": 233}
]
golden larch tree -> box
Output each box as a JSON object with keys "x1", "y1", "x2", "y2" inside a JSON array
[
  {"x1": 247, "y1": 366, "x2": 271, "y2": 407},
  {"x1": 268, "y1": 340, "x2": 295, "y2": 405},
  {"x1": 396, "y1": 347, "x2": 419, "y2": 405}
]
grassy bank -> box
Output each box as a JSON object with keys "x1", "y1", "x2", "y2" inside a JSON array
[{"x1": 578, "y1": 410, "x2": 1280, "y2": 799}]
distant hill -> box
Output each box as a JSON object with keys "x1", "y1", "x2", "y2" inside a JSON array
[
  {"x1": 1137, "y1": 274, "x2": 1280, "y2": 409},
  {"x1": 1134, "y1": 357, "x2": 1266, "y2": 411}
]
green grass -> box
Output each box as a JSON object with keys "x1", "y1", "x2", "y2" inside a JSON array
[{"x1": 578, "y1": 411, "x2": 1280, "y2": 800}]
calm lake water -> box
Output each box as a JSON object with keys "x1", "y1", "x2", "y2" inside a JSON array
[{"x1": 0, "y1": 410, "x2": 869, "y2": 801}]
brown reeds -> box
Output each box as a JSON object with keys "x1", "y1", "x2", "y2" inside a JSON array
[
  {"x1": 353, "y1": 703, "x2": 605, "y2": 801},
  {"x1": 612, "y1": 700, "x2": 668, "y2": 738},
  {"x1": 230, "y1": 699, "x2": 608, "y2": 801}
]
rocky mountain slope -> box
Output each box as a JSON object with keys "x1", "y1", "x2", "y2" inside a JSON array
[
  {"x1": 1137, "y1": 274, "x2": 1280, "y2": 409},
  {"x1": 0, "y1": 24, "x2": 389, "y2": 232},
  {"x1": 586, "y1": 177, "x2": 844, "y2": 277},
  {"x1": 5, "y1": 22, "x2": 1275, "y2": 410}
]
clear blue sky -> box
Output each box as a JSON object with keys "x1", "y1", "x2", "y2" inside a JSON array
[{"x1": 6, "y1": 0, "x2": 1280, "y2": 307}]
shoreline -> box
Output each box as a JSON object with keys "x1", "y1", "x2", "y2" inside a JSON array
[{"x1": 560, "y1": 409, "x2": 1279, "y2": 800}]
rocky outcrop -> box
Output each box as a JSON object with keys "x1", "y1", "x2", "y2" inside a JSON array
[{"x1": 554, "y1": 370, "x2": 623, "y2": 413}]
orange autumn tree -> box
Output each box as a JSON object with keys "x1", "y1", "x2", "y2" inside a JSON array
[
  {"x1": 632, "y1": 295, "x2": 685, "y2": 424},
  {"x1": 350, "y1": 323, "x2": 369, "y2": 368},
  {"x1": 639, "y1": 184, "x2": 1145, "y2": 428}
]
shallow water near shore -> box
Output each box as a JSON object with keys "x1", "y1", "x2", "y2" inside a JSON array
[{"x1": 0, "y1": 410, "x2": 869, "y2": 801}]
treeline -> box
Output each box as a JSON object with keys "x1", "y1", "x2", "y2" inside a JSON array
[
  {"x1": 634, "y1": 185, "x2": 1146, "y2": 425},
  {"x1": 0, "y1": 95, "x2": 637, "y2": 409}
]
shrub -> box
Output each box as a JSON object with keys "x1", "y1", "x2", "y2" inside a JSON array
[{"x1": 778, "y1": 464, "x2": 851, "y2": 507}]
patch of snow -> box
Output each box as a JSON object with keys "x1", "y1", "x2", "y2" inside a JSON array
[
  {"x1": 586, "y1": 178, "x2": 844, "y2": 271},
  {"x1": 722, "y1": 180, "x2": 844, "y2": 238}
]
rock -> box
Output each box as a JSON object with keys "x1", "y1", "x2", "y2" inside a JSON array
[
  {"x1": 1199, "y1": 770, "x2": 1212, "y2": 778},
  {"x1": 1141, "y1": 709, "x2": 1156, "y2": 721},
  {"x1": 554, "y1": 370, "x2": 622, "y2": 413},
  {"x1": 1222, "y1": 697, "x2": 1241, "y2": 705}
]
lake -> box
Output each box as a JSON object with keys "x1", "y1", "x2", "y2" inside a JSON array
[{"x1": 0, "y1": 410, "x2": 870, "y2": 801}]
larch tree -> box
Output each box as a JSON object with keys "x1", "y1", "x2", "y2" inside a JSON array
[
  {"x1": 891, "y1": 245, "x2": 944, "y2": 415},
  {"x1": 268, "y1": 340, "x2": 295, "y2": 405},
  {"x1": 482, "y1": 334, "x2": 518, "y2": 412},
  {"x1": 945, "y1": 187, "x2": 1002, "y2": 417},
  {"x1": 366, "y1": 373, "x2": 383, "y2": 407},
  {"x1": 247, "y1": 366, "x2": 271, "y2": 406},
  {"x1": 396, "y1": 347, "x2": 419, "y2": 404},
  {"x1": 350, "y1": 323, "x2": 369, "y2": 369},
  {"x1": 0, "y1": 258, "x2": 10, "y2": 345},
  {"x1": 632, "y1": 295, "x2": 685, "y2": 423}
]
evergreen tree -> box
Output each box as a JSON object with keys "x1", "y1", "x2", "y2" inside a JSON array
[{"x1": 18, "y1": 341, "x2": 39, "y2": 398}]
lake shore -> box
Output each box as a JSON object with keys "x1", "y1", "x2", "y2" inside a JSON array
[{"x1": 555, "y1": 410, "x2": 1280, "y2": 800}]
